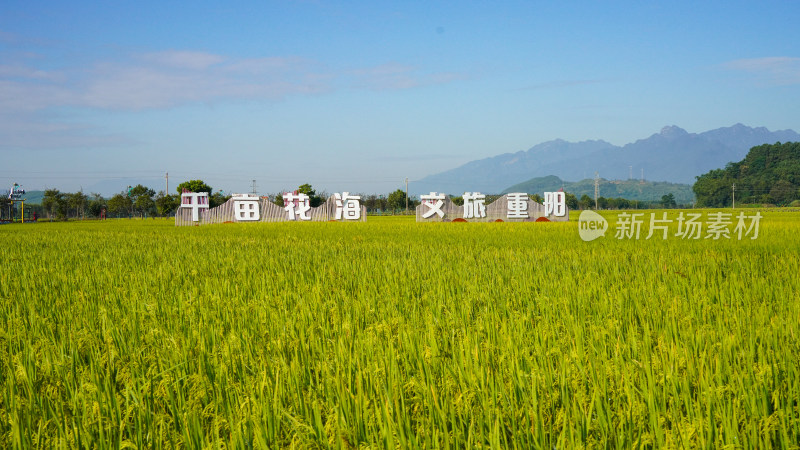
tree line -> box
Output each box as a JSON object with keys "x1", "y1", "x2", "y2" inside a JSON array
[
  {"x1": 19, "y1": 179, "x2": 688, "y2": 221},
  {"x1": 28, "y1": 181, "x2": 425, "y2": 220},
  {"x1": 694, "y1": 142, "x2": 800, "y2": 207},
  {"x1": 34, "y1": 180, "x2": 231, "y2": 220}
]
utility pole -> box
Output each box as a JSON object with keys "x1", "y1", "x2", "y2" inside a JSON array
[
  {"x1": 641, "y1": 168, "x2": 644, "y2": 183},
  {"x1": 405, "y1": 177, "x2": 409, "y2": 214},
  {"x1": 165, "y1": 172, "x2": 169, "y2": 194},
  {"x1": 629, "y1": 165, "x2": 633, "y2": 180},
  {"x1": 251, "y1": 179, "x2": 257, "y2": 196},
  {"x1": 732, "y1": 183, "x2": 736, "y2": 209},
  {"x1": 594, "y1": 172, "x2": 599, "y2": 210}
]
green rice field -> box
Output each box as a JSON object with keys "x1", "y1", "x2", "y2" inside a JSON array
[{"x1": 1, "y1": 211, "x2": 799, "y2": 448}]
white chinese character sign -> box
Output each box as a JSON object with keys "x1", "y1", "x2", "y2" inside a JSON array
[
  {"x1": 283, "y1": 191, "x2": 311, "y2": 221},
  {"x1": 179, "y1": 189, "x2": 210, "y2": 222},
  {"x1": 415, "y1": 192, "x2": 569, "y2": 222},
  {"x1": 506, "y1": 193, "x2": 529, "y2": 219},
  {"x1": 176, "y1": 184, "x2": 567, "y2": 226},
  {"x1": 176, "y1": 191, "x2": 366, "y2": 226},
  {"x1": 543, "y1": 191, "x2": 566, "y2": 217},
  {"x1": 420, "y1": 192, "x2": 446, "y2": 218},
  {"x1": 234, "y1": 194, "x2": 260, "y2": 221},
  {"x1": 334, "y1": 192, "x2": 362, "y2": 220},
  {"x1": 462, "y1": 192, "x2": 486, "y2": 219}
]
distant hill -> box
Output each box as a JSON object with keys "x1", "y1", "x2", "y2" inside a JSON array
[
  {"x1": 502, "y1": 176, "x2": 695, "y2": 204},
  {"x1": 413, "y1": 124, "x2": 800, "y2": 195},
  {"x1": 694, "y1": 141, "x2": 800, "y2": 207}
]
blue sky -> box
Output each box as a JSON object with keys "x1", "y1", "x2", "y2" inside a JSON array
[{"x1": 2, "y1": 0, "x2": 799, "y2": 196}]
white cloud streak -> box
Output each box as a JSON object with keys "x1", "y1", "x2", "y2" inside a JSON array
[
  {"x1": 0, "y1": 51, "x2": 332, "y2": 112},
  {"x1": 723, "y1": 57, "x2": 800, "y2": 85},
  {"x1": 0, "y1": 49, "x2": 463, "y2": 149},
  {"x1": 137, "y1": 51, "x2": 226, "y2": 70},
  {"x1": 1, "y1": 50, "x2": 462, "y2": 113},
  {"x1": 0, "y1": 112, "x2": 133, "y2": 149},
  {"x1": 350, "y1": 63, "x2": 464, "y2": 91}
]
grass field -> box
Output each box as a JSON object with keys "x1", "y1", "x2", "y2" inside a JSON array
[{"x1": 1, "y1": 212, "x2": 799, "y2": 448}]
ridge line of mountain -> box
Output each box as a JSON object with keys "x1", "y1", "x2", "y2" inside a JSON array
[{"x1": 413, "y1": 124, "x2": 799, "y2": 195}]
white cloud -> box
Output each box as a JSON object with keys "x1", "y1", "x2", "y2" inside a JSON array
[
  {"x1": 0, "y1": 49, "x2": 463, "y2": 149},
  {"x1": 0, "y1": 64, "x2": 64, "y2": 81},
  {"x1": 723, "y1": 57, "x2": 800, "y2": 85},
  {"x1": 223, "y1": 56, "x2": 311, "y2": 74},
  {"x1": 0, "y1": 79, "x2": 76, "y2": 112},
  {"x1": 138, "y1": 51, "x2": 226, "y2": 70},
  {"x1": 0, "y1": 52, "x2": 334, "y2": 113},
  {"x1": 351, "y1": 63, "x2": 464, "y2": 91},
  {"x1": 0, "y1": 112, "x2": 132, "y2": 149},
  {"x1": 1, "y1": 52, "x2": 464, "y2": 112}
]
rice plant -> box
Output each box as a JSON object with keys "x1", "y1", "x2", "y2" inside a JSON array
[{"x1": 0, "y1": 212, "x2": 798, "y2": 448}]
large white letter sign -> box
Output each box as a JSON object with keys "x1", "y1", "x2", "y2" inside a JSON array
[
  {"x1": 462, "y1": 192, "x2": 486, "y2": 219},
  {"x1": 334, "y1": 192, "x2": 361, "y2": 220},
  {"x1": 283, "y1": 192, "x2": 311, "y2": 220},
  {"x1": 420, "y1": 192, "x2": 445, "y2": 218},
  {"x1": 180, "y1": 190, "x2": 209, "y2": 222},
  {"x1": 234, "y1": 194, "x2": 260, "y2": 221},
  {"x1": 506, "y1": 192, "x2": 529, "y2": 219},
  {"x1": 544, "y1": 191, "x2": 566, "y2": 217}
]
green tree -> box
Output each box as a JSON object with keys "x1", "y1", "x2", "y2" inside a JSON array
[
  {"x1": 386, "y1": 189, "x2": 408, "y2": 213},
  {"x1": 693, "y1": 169, "x2": 732, "y2": 207},
  {"x1": 579, "y1": 194, "x2": 593, "y2": 210},
  {"x1": 155, "y1": 192, "x2": 179, "y2": 217},
  {"x1": 210, "y1": 191, "x2": 231, "y2": 208},
  {"x1": 128, "y1": 185, "x2": 156, "y2": 217},
  {"x1": 67, "y1": 191, "x2": 88, "y2": 219},
  {"x1": 176, "y1": 180, "x2": 212, "y2": 196},
  {"x1": 0, "y1": 196, "x2": 9, "y2": 218},
  {"x1": 361, "y1": 194, "x2": 385, "y2": 212},
  {"x1": 42, "y1": 189, "x2": 66, "y2": 220},
  {"x1": 694, "y1": 142, "x2": 800, "y2": 206},
  {"x1": 563, "y1": 193, "x2": 578, "y2": 210},
  {"x1": 87, "y1": 193, "x2": 106, "y2": 218},
  {"x1": 769, "y1": 180, "x2": 796, "y2": 205},
  {"x1": 134, "y1": 194, "x2": 156, "y2": 217},
  {"x1": 107, "y1": 193, "x2": 133, "y2": 218},
  {"x1": 297, "y1": 183, "x2": 323, "y2": 207},
  {"x1": 660, "y1": 193, "x2": 677, "y2": 208}
]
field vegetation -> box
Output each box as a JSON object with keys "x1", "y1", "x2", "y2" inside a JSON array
[{"x1": 1, "y1": 212, "x2": 798, "y2": 447}]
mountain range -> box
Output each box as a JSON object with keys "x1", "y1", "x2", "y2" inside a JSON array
[
  {"x1": 413, "y1": 124, "x2": 800, "y2": 195},
  {"x1": 502, "y1": 176, "x2": 696, "y2": 204}
]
